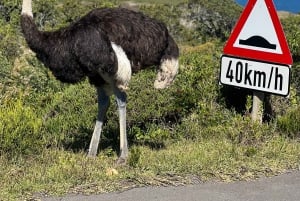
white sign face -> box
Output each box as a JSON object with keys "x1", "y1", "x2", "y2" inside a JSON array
[
  {"x1": 233, "y1": 0, "x2": 282, "y2": 54},
  {"x1": 220, "y1": 55, "x2": 290, "y2": 96}
]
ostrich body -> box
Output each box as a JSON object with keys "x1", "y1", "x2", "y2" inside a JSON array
[{"x1": 21, "y1": 0, "x2": 179, "y2": 163}]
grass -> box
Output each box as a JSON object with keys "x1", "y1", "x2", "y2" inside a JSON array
[{"x1": 1, "y1": 136, "x2": 299, "y2": 200}]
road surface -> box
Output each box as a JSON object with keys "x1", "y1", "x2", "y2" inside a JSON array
[{"x1": 44, "y1": 171, "x2": 300, "y2": 201}]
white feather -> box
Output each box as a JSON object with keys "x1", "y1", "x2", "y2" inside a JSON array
[{"x1": 111, "y1": 42, "x2": 132, "y2": 91}]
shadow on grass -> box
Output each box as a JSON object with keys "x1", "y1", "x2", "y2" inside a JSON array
[
  {"x1": 218, "y1": 85, "x2": 275, "y2": 123},
  {"x1": 62, "y1": 125, "x2": 120, "y2": 154},
  {"x1": 62, "y1": 120, "x2": 174, "y2": 155}
]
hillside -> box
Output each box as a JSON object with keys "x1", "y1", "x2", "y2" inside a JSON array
[{"x1": 0, "y1": 0, "x2": 300, "y2": 200}]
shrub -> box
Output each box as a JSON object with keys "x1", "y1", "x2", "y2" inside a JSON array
[
  {"x1": 37, "y1": 82, "x2": 97, "y2": 151},
  {"x1": 277, "y1": 106, "x2": 300, "y2": 138},
  {"x1": 282, "y1": 15, "x2": 300, "y2": 60},
  {"x1": 0, "y1": 98, "x2": 43, "y2": 158}
]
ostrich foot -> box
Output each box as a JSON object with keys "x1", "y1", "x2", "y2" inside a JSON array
[
  {"x1": 115, "y1": 157, "x2": 127, "y2": 166},
  {"x1": 87, "y1": 152, "x2": 97, "y2": 158}
]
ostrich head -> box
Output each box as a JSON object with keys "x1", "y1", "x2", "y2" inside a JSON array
[{"x1": 154, "y1": 58, "x2": 179, "y2": 89}]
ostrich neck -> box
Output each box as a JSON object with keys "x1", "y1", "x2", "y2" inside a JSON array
[
  {"x1": 21, "y1": 0, "x2": 46, "y2": 55},
  {"x1": 22, "y1": 0, "x2": 33, "y2": 17}
]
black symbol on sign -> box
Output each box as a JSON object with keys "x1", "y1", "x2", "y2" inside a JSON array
[{"x1": 239, "y1": 35, "x2": 276, "y2": 50}]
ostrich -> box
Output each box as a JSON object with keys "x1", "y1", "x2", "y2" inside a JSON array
[{"x1": 21, "y1": 0, "x2": 179, "y2": 164}]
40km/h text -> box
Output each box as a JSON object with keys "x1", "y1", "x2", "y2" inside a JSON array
[{"x1": 220, "y1": 56, "x2": 290, "y2": 96}]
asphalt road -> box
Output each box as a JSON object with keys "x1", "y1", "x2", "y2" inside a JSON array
[{"x1": 44, "y1": 171, "x2": 300, "y2": 201}]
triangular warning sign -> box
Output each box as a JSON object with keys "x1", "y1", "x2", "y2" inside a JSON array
[{"x1": 224, "y1": 0, "x2": 293, "y2": 65}]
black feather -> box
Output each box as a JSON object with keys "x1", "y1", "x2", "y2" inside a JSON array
[{"x1": 21, "y1": 7, "x2": 179, "y2": 86}]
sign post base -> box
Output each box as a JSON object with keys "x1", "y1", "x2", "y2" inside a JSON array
[{"x1": 251, "y1": 91, "x2": 265, "y2": 123}]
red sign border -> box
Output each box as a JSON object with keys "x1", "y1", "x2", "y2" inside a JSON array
[{"x1": 223, "y1": 0, "x2": 293, "y2": 65}]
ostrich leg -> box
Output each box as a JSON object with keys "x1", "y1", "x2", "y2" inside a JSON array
[
  {"x1": 88, "y1": 87, "x2": 110, "y2": 157},
  {"x1": 114, "y1": 88, "x2": 128, "y2": 165}
]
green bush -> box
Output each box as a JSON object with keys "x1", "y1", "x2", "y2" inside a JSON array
[
  {"x1": 277, "y1": 106, "x2": 300, "y2": 138},
  {"x1": 0, "y1": 98, "x2": 43, "y2": 158},
  {"x1": 36, "y1": 82, "x2": 97, "y2": 150},
  {"x1": 282, "y1": 15, "x2": 300, "y2": 60},
  {"x1": 0, "y1": 1, "x2": 21, "y2": 60},
  {"x1": 175, "y1": 43, "x2": 221, "y2": 111},
  {"x1": 0, "y1": 53, "x2": 12, "y2": 88},
  {"x1": 32, "y1": 0, "x2": 116, "y2": 30}
]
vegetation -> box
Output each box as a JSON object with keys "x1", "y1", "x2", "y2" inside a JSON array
[{"x1": 0, "y1": 0, "x2": 300, "y2": 200}]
